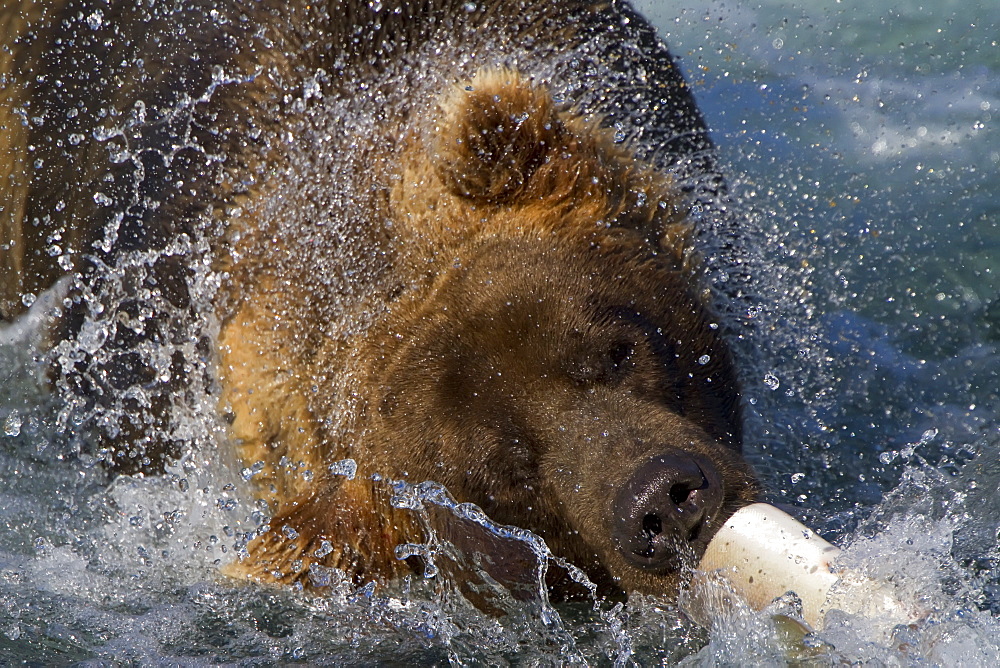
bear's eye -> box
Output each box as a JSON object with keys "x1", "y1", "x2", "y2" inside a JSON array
[
  {"x1": 566, "y1": 341, "x2": 634, "y2": 386},
  {"x1": 608, "y1": 342, "x2": 633, "y2": 372}
]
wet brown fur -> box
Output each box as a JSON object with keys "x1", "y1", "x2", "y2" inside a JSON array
[
  {"x1": 220, "y1": 70, "x2": 758, "y2": 595},
  {"x1": 2, "y1": 1, "x2": 759, "y2": 600}
]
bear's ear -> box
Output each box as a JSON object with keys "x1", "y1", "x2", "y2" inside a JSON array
[{"x1": 432, "y1": 70, "x2": 562, "y2": 204}]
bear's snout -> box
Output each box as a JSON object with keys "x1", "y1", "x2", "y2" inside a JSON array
[{"x1": 611, "y1": 452, "x2": 724, "y2": 572}]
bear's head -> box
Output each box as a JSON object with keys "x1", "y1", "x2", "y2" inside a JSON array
[{"x1": 358, "y1": 70, "x2": 760, "y2": 597}]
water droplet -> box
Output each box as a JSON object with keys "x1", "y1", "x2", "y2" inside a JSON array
[
  {"x1": 763, "y1": 373, "x2": 780, "y2": 390},
  {"x1": 3, "y1": 413, "x2": 22, "y2": 437},
  {"x1": 394, "y1": 543, "x2": 423, "y2": 560},
  {"x1": 328, "y1": 458, "x2": 357, "y2": 480},
  {"x1": 86, "y1": 9, "x2": 103, "y2": 30},
  {"x1": 390, "y1": 493, "x2": 420, "y2": 510},
  {"x1": 20, "y1": 293, "x2": 36, "y2": 307},
  {"x1": 314, "y1": 540, "x2": 334, "y2": 558},
  {"x1": 76, "y1": 319, "x2": 108, "y2": 353},
  {"x1": 282, "y1": 525, "x2": 299, "y2": 540},
  {"x1": 303, "y1": 77, "x2": 321, "y2": 99},
  {"x1": 698, "y1": 355, "x2": 711, "y2": 365},
  {"x1": 241, "y1": 460, "x2": 265, "y2": 480},
  {"x1": 216, "y1": 498, "x2": 237, "y2": 511}
]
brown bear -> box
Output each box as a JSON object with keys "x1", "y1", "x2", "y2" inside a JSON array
[{"x1": 2, "y1": 0, "x2": 759, "y2": 602}]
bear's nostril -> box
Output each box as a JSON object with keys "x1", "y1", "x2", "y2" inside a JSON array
[
  {"x1": 635, "y1": 512, "x2": 663, "y2": 558},
  {"x1": 669, "y1": 482, "x2": 693, "y2": 507},
  {"x1": 641, "y1": 512, "x2": 662, "y2": 538},
  {"x1": 611, "y1": 453, "x2": 724, "y2": 571}
]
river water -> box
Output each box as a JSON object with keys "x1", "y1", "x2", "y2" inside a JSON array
[{"x1": 2, "y1": 0, "x2": 1000, "y2": 664}]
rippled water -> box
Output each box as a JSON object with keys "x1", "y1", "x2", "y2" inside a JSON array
[
  {"x1": 3, "y1": 0, "x2": 1000, "y2": 664},
  {"x1": 648, "y1": 0, "x2": 1000, "y2": 662}
]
